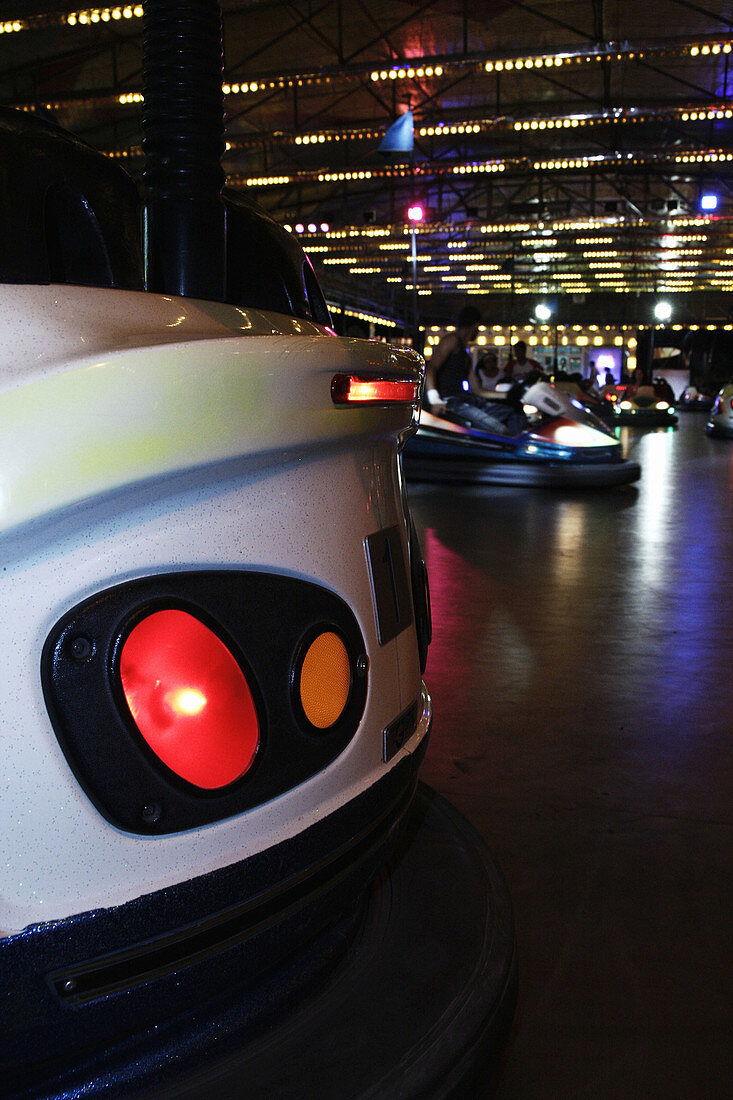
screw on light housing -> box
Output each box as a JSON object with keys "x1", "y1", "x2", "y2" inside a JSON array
[{"x1": 69, "y1": 635, "x2": 94, "y2": 661}]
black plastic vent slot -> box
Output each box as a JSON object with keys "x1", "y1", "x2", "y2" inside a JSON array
[{"x1": 49, "y1": 779, "x2": 411, "y2": 1005}]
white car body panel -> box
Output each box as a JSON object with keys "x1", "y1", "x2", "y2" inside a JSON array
[{"x1": 0, "y1": 286, "x2": 428, "y2": 934}]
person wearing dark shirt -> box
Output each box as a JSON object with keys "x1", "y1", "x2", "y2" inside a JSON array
[
  {"x1": 424, "y1": 308, "x2": 526, "y2": 434},
  {"x1": 424, "y1": 305, "x2": 481, "y2": 408}
]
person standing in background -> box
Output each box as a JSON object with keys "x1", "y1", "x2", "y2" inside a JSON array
[{"x1": 505, "y1": 340, "x2": 541, "y2": 380}]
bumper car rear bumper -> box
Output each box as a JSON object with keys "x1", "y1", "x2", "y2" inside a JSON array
[
  {"x1": 3, "y1": 728, "x2": 431, "y2": 1093},
  {"x1": 706, "y1": 420, "x2": 733, "y2": 438},
  {"x1": 403, "y1": 431, "x2": 640, "y2": 487},
  {"x1": 4, "y1": 779, "x2": 518, "y2": 1100}
]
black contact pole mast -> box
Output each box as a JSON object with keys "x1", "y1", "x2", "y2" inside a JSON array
[{"x1": 141, "y1": 0, "x2": 226, "y2": 301}]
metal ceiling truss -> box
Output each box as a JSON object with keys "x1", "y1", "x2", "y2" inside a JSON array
[{"x1": 1, "y1": 1, "x2": 732, "y2": 316}]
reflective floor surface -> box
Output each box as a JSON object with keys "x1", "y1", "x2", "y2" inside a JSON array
[{"x1": 407, "y1": 413, "x2": 732, "y2": 1099}]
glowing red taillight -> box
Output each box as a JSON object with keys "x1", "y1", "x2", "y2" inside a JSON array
[
  {"x1": 119, "y1": 609, "x2": 259, "y2": 789},
  {"x1": 331, "y1": 373, "x2": 420, "y2": 405}
]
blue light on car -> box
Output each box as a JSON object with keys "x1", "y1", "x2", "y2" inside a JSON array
[
  {"x1": 570, "y1": 398, "x2": 583, "y2": 410},
  {"x1": 518, "y1": 439, "x2": 573, "y2": 460}
]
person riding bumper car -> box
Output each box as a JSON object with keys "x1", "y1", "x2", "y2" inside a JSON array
[
  {"x1": 706, "y1": 383, "x2": 733, "y2": 437},
  {"x1": 404, "y1": 378, "x2": 641, "y2": 487}
]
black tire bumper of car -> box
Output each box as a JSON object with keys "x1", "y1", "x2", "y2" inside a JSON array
[
  {"x1": 8, "y1": 781, "x2": 517, "y2": 1100},
  {"x1": 2, "y1": 735, "x2": 429, "y2": 1094},
  {"x1": 614, "y1": 411, "x2": 678, "y2": 426},
  {"x1": 403, "y1": 451, "x2": 641, "y2": 487},
  {"x1": 706, "y1": 422, "x2": 733, "y2": 438}
]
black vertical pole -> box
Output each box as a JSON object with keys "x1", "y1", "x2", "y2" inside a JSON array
[
  {"x1": 142, "y1": 0, "x2": 226, "y2": 301},
  {"x1": 410, "y1": 223, "x2": 419, "y2": 350}
]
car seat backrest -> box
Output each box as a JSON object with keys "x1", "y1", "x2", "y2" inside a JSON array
[{"x1": 0, "y1": 107, "x2": 143, "y2": 290}]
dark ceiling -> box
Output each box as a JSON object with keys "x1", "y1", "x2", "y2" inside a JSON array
[{"x1": 1, "y1": 0, "x2": 733, "y2": 327}]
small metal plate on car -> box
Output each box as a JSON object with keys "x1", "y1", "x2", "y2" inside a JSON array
[
  {"x1": 383, "y1": 700, "x2": 419, "y2": 762},
  {"x1": 365, "y1": 525, "x2": 413, "y2": 646}
]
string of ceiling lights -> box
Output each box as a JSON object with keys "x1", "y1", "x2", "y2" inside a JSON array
[
  {"x1": 5, "y1": 0, "x2": 730, "y2": 81},
  {"x1": 0, "y1": 5, "x2": 142, "y2": 33},
  {"x1": 7, "y1": 23, "x2": 732, "y2": 102},
  {"x1": 3, "y1": 5, "x2": 730, "y2": 310},
  {"x1": 284, "y1": 214, "x2": 719, "y2": 238},
  {"x1": 285, "y1": 214, "x2": 733, "y2": 293},
  {"x1": 4, "y1": 0, "x2": 730, "y2": 102},
  {"x1": 83, "y1": 100, "x2": 733, "y2": 162},
  {"x1": 231, "y1": 145, "x2": 733, "y2": 189}
]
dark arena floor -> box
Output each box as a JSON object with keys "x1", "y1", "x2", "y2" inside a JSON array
[{"x1": 407, "y1": 413, "x2": 732, "y2": 1099}]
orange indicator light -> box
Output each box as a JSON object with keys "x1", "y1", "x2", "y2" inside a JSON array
[{"x1": 299, "y1": 631, "x2": 351, "y2": 728}]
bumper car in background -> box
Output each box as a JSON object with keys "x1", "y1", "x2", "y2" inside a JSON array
[
  {"x1": 680, "y1": 385, "x2": 715, "y2": 412},
  {"x1": 608, "y1": 383, "x2": 678, "y2": 426},
  {"x1": 553, "y1": 377, "x2": 619, "y2": 423},
  {"x1": 0, "y1": 6, "x2": 516, "y2": 1095},
  {"x1": 403, "y1": 380, "x2": 641, "y2": 487},
  {"x1": 706, "y1": 384, "x2": 733, "y2": 437}
]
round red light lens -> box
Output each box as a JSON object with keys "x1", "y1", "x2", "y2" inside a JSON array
[{"x1": 119, "y1": 609, "x2": 259, "y2": 789}]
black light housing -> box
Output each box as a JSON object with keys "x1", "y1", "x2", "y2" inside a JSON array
[{"x1": 42, "y1": 571, "x2": 368, "y2": 834}]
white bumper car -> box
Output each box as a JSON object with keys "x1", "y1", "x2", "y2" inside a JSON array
[{"x1": 0, "y1": 95, "x2": 515, "y2": 1098}]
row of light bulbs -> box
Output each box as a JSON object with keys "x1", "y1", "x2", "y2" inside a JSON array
[
  {"x1": 68, "y1": 6, "x2": 141, "y2": 24},
  {"x1": 401, "y1": 281, "x2": 733, "y2": 293},
  {"x1": 483, "y1": 40, "x2": 732, "y2": 73},
  {"x1": 513, "y1": 105, "x2": 733, "y2": 132},
  {"x1": 330, "y1": 259, "x2": 727, "y2": 275},
  {"x1": 318, "y1": 240, "x2": 712, "y2": 259},
  {"x1": 327, "y1": 304, "x2": 397, "y2": 328},
  {"x1": 681, "y1": 109, "x2": 733, "y2": 121},
  {"x1": 534, "y1": 150, "x2": 733, "y2": 171},
  {"x1": 338, "y1": 255, "x2": 692, "y2": 274},
  {"x1": 285, "y1": 214, "x2": 718, "y2": 240},
  {"x1": 365, "y1": 39, "x2": 732, "y2": 85},
  {"x1": 9, "y1": 14, "x2": 724, "y2": 100},
  {"x1": 0, "y1": 5, "x2": 142, "y2": 33},
  {"x1": 234, "y1": 100, "x2": 733, "y2": 149},
  {"x1": 369, "y1": 65, "x2": 444, "y2": 82},
  {"x1": 99, "y1": 101, "x2": 733, "y2": 158},
  {"x1": 95, "y1": 40, "x2": 733, "y2": 106},
  {"x1": 239, "y1": 145, "x2": 733, "y2": 188},
  {"x1": 414, "y1": 277, "x2": 733, "y2": 288},
  {"x1": 317, "y1": 250, "x2": 721, "y2": 269},
  {"x1": 319, "y1": 258, "x2": 722, "y2": 274}
]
